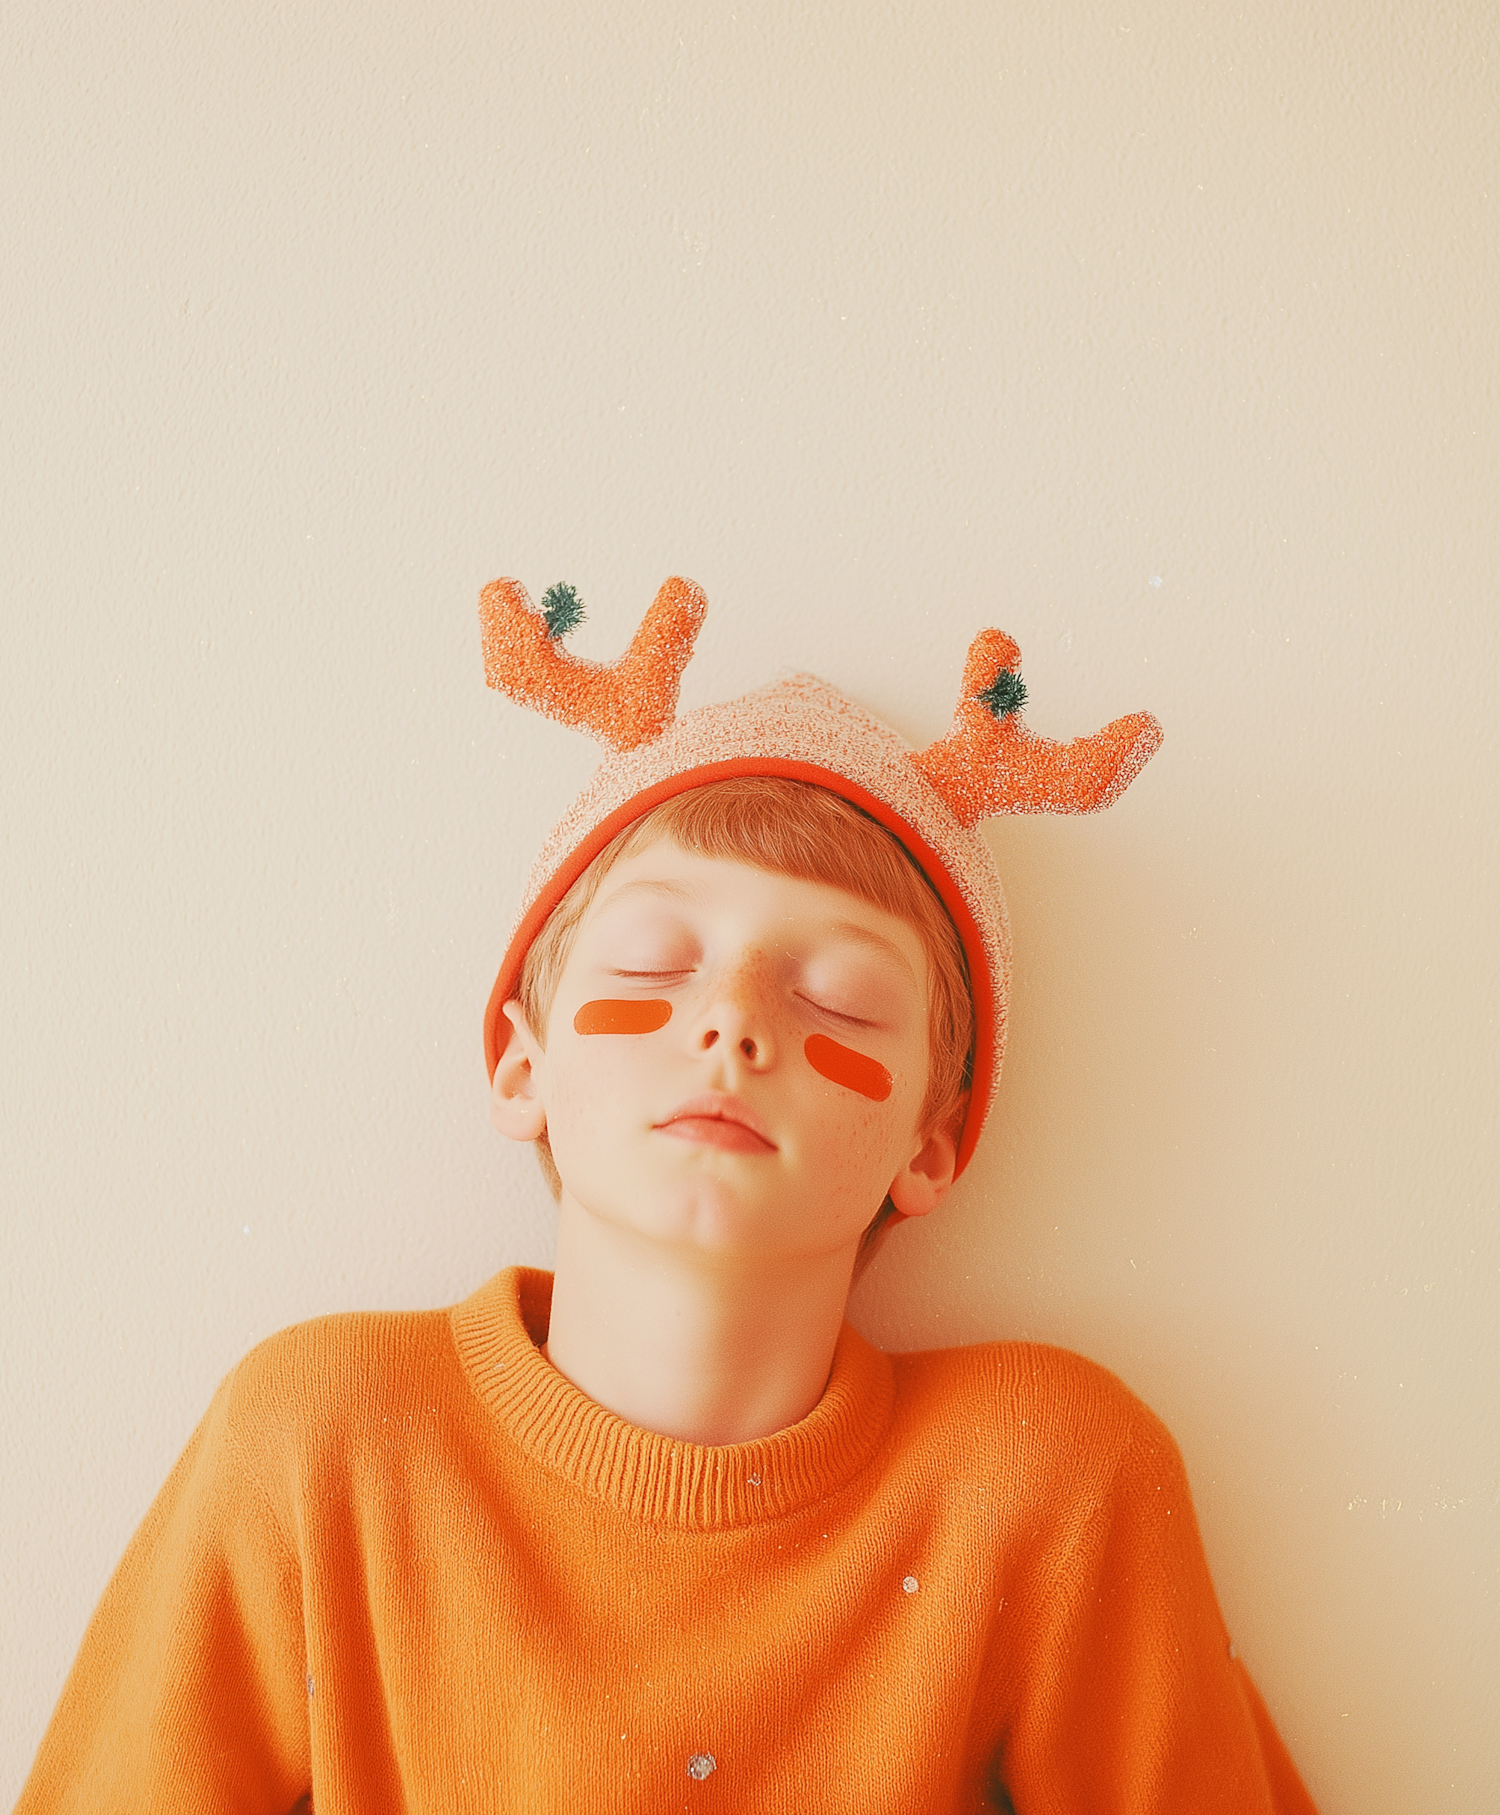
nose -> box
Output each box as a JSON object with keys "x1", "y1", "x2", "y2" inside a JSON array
[{"x1": 691, "y1": 951, "x2": 777, "y2": 1068}]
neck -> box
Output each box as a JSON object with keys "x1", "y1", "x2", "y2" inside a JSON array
[{"x1": 541, "y1": 1196, "x2": 858, "y2": 1445}]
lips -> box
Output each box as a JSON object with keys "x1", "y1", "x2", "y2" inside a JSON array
[{"x1": 654, "y1": 1093, "x2": 778, "y2": 1154}]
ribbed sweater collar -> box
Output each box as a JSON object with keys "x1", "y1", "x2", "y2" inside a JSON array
[{"x1": 451, "y1": 1266, "x2": 895, "y2": 1532}]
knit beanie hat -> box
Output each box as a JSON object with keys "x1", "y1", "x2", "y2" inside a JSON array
[{"x1": 480, "y1": 577, "x2": 1162, "y2": 1178}]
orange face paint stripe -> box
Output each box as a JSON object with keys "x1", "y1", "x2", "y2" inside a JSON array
[
  {"x1": 804, "y1": 1033, "x2": 893, "y2": 1102},
  {"x1": 573, "y1": 999, "x2": 673, "y2": 1035}
]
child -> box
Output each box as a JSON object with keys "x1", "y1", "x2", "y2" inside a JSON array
[{"x1": 17, "y1": 578, "x2": 1317, "y2": 1812}]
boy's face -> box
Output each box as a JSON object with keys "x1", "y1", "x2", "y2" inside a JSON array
[{"x1": 493, "y1": 839, "x2": 957, "y2": 1265}]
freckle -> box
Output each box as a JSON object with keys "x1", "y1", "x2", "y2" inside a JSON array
[
  {"x1": 687, "y1": 1752, "x2": 717, "y2": 1779},
  {"x1": 574, "y1": 998, "x2": 672, "y2": 1035},
  {"x1": 804, "y1": 1032, "x2": 892, "y2": 1101},
  {"x1": 902, "y1": 1575, "x2": 919, "y2": 1594}
]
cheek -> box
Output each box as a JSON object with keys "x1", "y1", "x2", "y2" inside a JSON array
[
  {"x1": 544, "y1": 1032, "x2": 648, "y2": 1169},
  {"x1": 803, "y1": 1033, "x2": 893, "y2": 1102},
  {"x1": 573, "y1": 999, "x2": 672, "y2": 1035}
]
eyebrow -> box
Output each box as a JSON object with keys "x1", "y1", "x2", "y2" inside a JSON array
[
  {"x1": 593, "y1": 882, "x2": 918, "y2": 981},
  {"x1": 822, "y1": 919, "x2": 919, "y2": 982},
  {"x1": 595, "y1": 878, "x2": 705, "y2": 908}
]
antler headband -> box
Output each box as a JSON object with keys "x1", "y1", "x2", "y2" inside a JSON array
[{"x1": 480, "y1": 576, "x2": 1162, "y2": 1175}]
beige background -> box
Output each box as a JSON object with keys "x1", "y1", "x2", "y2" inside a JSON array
[{"x1": 3, "y1": 3, "x2": 1496, "y2": 1807}]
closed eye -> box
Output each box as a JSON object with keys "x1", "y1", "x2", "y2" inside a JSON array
[
  {"x1": 612, "y1": 968, "x2": 694, "y2": 981},
  {"x1": 796, "y1": 993, "x2": 877, "y2": 1029}
]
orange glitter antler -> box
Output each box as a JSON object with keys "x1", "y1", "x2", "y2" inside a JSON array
[
  {"x1": 912, "y1": 628, "x2": 1164, "y2": 825},
  {"x1": 479, "y1": 576, "x2": 708, "y2": 750}
]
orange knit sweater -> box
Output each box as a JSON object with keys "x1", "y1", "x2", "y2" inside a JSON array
[{"x1": 19, "y1": 1267, "x2": 1315, "y2": 1814}]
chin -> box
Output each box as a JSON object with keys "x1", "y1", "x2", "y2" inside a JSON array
[{"x1": 616, "y1": 1181, "x2": 788, "y2": 1254}]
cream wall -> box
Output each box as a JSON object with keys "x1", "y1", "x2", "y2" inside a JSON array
[{"x1": 3, "y1": 3, "x2": 1496, "y2": 1807}]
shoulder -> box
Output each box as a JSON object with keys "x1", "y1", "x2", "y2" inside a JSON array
[
  {"x1": 888, "y1": 1337, "x2": 1185, "y2": 1499},
  {"x1": 229, "y1": 1301, "x2": 453, "y2": 1404},
  {"x1": 207, "y1": 1303, "x2": 466, "y2": 1481},
  {"x1": 891, "y1": 1335, "x2": 1163, "y2": 1433}
]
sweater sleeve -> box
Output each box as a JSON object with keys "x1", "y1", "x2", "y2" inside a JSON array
[
  {"x1": 16, "y1": 1365, "x2": 313, "y2": 1815},
  {"x1": 1000, "y1": 1392, "x2": 1317, "y2": 1815}
]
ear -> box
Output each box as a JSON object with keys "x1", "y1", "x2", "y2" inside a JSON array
[
  {"x1": 885, "y1": 1101, "x2": 964, "y2": 1221},
  {"x1": 489, "y1": 1000, "x2": 549, "y2": 1143}
]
